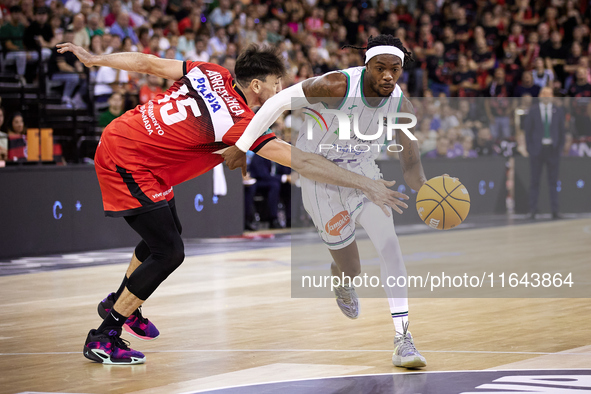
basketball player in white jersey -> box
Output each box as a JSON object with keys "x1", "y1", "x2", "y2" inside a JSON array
[{"x1": 224, "y1": 35, "x2": 431, "y2": 368}]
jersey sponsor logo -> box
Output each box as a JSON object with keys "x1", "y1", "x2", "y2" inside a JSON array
[
  {"x1": 139, "y1": 101, "x2": 165, "y2": 135},
  {"x1": 325, "y1": 210, "x2": 351, "y2": 236},
  {"x1": 205, "y1": 70, "x2": 245, "y2": 116},
  {"x1": 195, "y1": 77, "x2": 222, "y2": 113}
]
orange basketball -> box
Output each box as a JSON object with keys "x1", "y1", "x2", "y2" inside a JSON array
[{"x1": 416, "y1": 175, "x2": 470, "y2": 230}]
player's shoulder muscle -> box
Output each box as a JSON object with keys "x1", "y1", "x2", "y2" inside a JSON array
[{"x1": 302, "y1": 71, "x2": 348, "y2": 104}]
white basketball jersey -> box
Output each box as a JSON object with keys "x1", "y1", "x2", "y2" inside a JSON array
[{"x1": 296, "y1": 66, "x2": 404, "y2": 179}]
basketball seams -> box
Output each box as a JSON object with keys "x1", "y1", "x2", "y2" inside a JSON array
[
  {"x1": 442, "y1": 199, "x2": 464, "y2": 223},
  {"x1": 447, "y1": 195, "x2": 471, "y2": 203},
  {"x1": 418, "y1": 199, "x2": 443, "y2": 223}
]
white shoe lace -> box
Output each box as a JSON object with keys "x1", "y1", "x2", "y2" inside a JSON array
[{"x1": 395, "y1": 321, "x2": 419, "y2": 356}]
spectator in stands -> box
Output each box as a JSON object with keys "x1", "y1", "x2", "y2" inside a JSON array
[
  {"x1": 343, "y1": 6, "x2": 361, "y2": 46},
  {"x1": 110, "y1": 11, "x2": 139, "y2": 45},
  {"x1": 515, "y1": 71, "x2": 540, "y2": 97},
  {"x1": 542, "y1": 30, "x2": 568, "y2": 84},
  {"x1": 89, "y1": 34, "x2": 104, "y2": 56},
  {"x1": 441, "y1": 26, "x2": 460, "y2": 64},
  {"x1": 502, "y1": 41, "x2": 523, "y2": 85},
  {"x1": 129, "y1": 0, "x2": 147, "y2": 28},
  {"x1": 94, "y1": 61, "x2": 128, "y2": 104},
  {"x1": 6, "y1": 111, "x2": 27, "y2": 162},
  {"x1": 0, "y1": 107, "x2": 6, "y2": 161},
  {"x1": 85, "y1": 13, "x2": 104, "y2": 37},
  {"x1": 460, "y1": 135, "x2": 478, "y2": 158},
  {"x1": 23, "y1": 7, "x2": 54, "y2": 58},
  {"x1": 185, "y1": 37, "x2": 209, "y2": 62},
  {"x1": 104, "y1": 34, "x2": 122, "y2": 54},
  {"x1": 426, "y1": 41, "x2": 451, "y2": 97},
  {"x1": 486, "y1": 68, "x2": 514, "y2": 141},
  {"x1": 98, "y1": 92, "x2": 124, "y2": 128},
  {"x1": 532, "y1": 57, "x2": 554, "y2": 89},
  {"x1": 563, "y1": 42, "x2": 583, "y2": 91},
  {"x1": 514, "y1": 0, "x2": 539, "y2": 27},
  {"x1": 143, "y1": 35, "x2": 161, "y2": 57},
  {"x1": 105, "y1": 0, "x2": 126, "y2": 28},
  {"x1": 451, "y1": 54, "x2": 479, "y2": 97},
  {"x1": 177, "y1": 27, "x2": 194, "y2": 56},
  {"x1": 209, "y1": 26, "x2": 227, "y2": 58},
  {"x1": 49, "y1": 29, "x2": 86, "y2": 108},
  {"x1": 0, "y1": 6, "x2": 33, "y2": 83},
  {"x1": 567, "y1": 67, "x2": 591, "y2": 137},
  {"x1": 474, "y1": 127, "x2": 499, "y2": 156},
  {"x1": 71, "y1": 13, "x2": 90, "y2": 50},
  {"x1": 452, "y1": 7, "x2": 470, "y2": 43},
  {"x1": 424, "y1": 135, "x2": 453, "y2": 159},
  {"x1": 520, "y1": 31, "x2": 540, "y2": 70},
  {"x1": 209, "y1": 0, "x2": 232, "y2": 28},
  {"x1": 470, "y1": 37, "x2": 495, "y2": 76}
]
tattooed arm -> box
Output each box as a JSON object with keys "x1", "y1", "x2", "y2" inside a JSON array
[{"x1": 398, "y1": 97, "x2": 427, "y2": 191}]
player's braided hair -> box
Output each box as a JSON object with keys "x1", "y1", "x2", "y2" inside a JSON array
[
  {"x1": 235, "y1": 44, "x2": 286, "y2": 87},
  {"x1": 343, "y1": 34, "x2": 414, "y2": 67}
]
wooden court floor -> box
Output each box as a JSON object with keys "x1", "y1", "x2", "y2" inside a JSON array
[{"x1": 1, "y1": 218, "x2": 590, "y2": 394}]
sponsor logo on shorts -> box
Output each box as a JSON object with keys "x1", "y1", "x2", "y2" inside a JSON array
[
  {"x1": 152, "y1": 187, "x2": 173, "y2": 200},
  {"x1": 325, "y1": 210, "x2": 351, "y2": 236}
]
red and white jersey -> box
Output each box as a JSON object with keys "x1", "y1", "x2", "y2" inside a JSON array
[{"x1": 100, "y1": 60, "x2": 275, "y2": 187}]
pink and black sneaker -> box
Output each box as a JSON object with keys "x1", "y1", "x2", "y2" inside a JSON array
[
  {"x1": 84, "y1": 328, "x2": 146, "y2": 365},
  {"x1": 98, "y1": 293, "x2": 160, "y2": 341}
]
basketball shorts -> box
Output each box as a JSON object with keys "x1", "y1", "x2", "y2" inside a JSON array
[
  {"x1": 301, "y1": 176, "x2": 371, "y2": 250},
  {"x1": 94, "y1": 142, "x2": 174, "y2": 217}
]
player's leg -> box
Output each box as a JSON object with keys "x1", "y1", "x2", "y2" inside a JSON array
[
  {"x1": 299, "y1": 178, "x2": 361, "y2": 318},
  {"x1": 329, "y1": 241, "x2": 362, "y2": 319},
  {"x1": 84, "y1": 205, "x2": 184, "y2": 364},
  {"x1": 529, "y1": 152, "x2": 544, "y2": 218},
  {"x1": 356, "y1": 201, "x2": 426, "y2": 368},
  {"x1": 97, "y1": 201, "x2": 182, "y2": 340},
  {"x1": 545, "y1": 147, "x2": 560, "y2": 217}
]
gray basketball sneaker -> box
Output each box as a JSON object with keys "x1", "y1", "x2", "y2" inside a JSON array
[
  {"x1": 392, "y1": 322, "x2": 427, "y2": 368},
  {"x1": 334, "y1": 285, "x2": 360, "y2": 319}
]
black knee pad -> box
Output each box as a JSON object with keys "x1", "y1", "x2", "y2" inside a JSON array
[
  {"x1": 126, "y1": 238, "x2": 185, "y2": 300},
  {"x1": 134, "y1": 241, "x2": 150, "y2": 262}
]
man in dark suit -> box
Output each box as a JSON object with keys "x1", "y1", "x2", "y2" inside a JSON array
[
  {"x1": 247, "y1": 154, "x2": 291, "y2": 229},
  {"x1": 523, "y1": 87, "x2": 566, "y2": 219}
]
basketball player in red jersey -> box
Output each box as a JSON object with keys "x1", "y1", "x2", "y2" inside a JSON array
[{"x1": 57, "y1": 42, "x2": 409, "y2": 365}]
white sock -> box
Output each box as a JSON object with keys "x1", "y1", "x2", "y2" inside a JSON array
[
  {"x1": 390, "y1": 305, "x2": 409, "y2": 335},
  {"x1": 356, "y1": 202, "x2": 410, "y2": 337}
]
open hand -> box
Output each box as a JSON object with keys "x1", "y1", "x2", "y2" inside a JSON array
[
  {"x1": 56, "y1": 42, "x2": 96, "y2": 68},
  {"x1": 363, "y1": 179, "x2": 409, "y2": 217}
]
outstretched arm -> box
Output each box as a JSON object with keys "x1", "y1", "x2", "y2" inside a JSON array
[
  {"x1": 234, "y1": 72, "x2": 348, "y2": 152},
  {"x1": 397, "y1": 97, "x2": 427, "y2": 191},
  {"x1": 56, "y1": 42, "x2": 184, "y2": 81},
  {"x1": 254, "y1": 139, "x2": 409, "y2": 216}
]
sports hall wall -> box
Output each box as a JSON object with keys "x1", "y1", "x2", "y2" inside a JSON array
[
  {"x1": 2, "y1": 157, "x2": 590, "y2": 258},
  {"x1": 0, "y1": 166, "x2": 243, "y2": 259}
]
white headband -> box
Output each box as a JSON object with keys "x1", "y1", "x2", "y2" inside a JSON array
[{"x1": 365, "y1": 45, "x2": 405, "y2": 65}]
